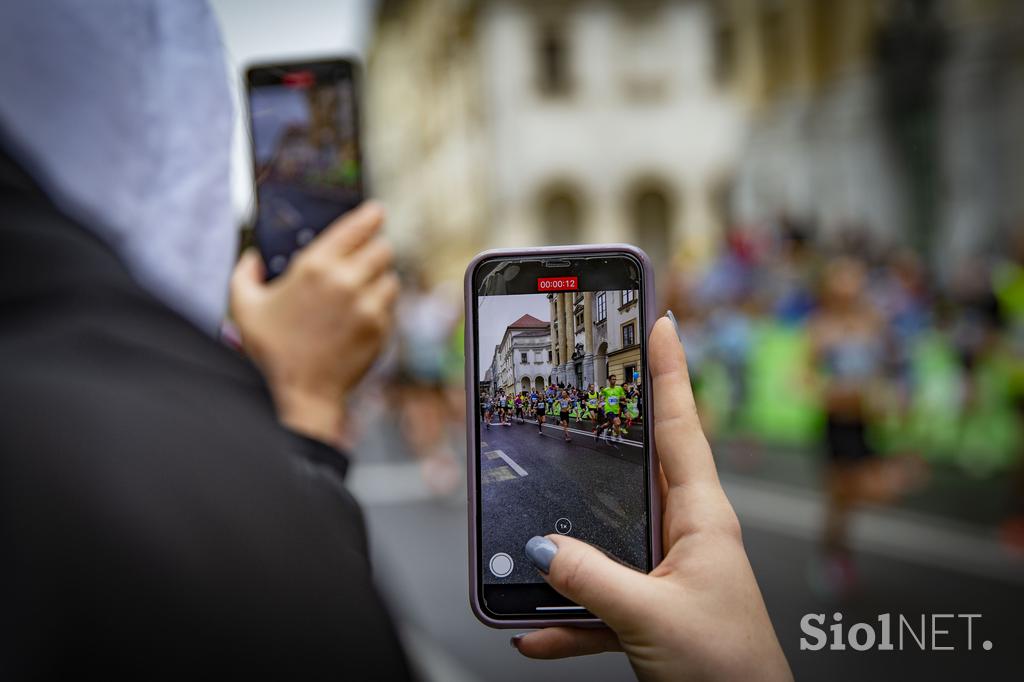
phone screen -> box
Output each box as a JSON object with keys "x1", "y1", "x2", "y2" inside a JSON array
[
  {"x1": 471, "y1": 254, "x2": 652, "y2": 619},
  {"x1": 246, "y1": 59, "x2": 363, "y2": 278}
]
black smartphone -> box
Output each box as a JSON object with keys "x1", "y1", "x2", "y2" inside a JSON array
[
  {"x1": 464, "y1": 245, "x2": 662, "y2": 627},
  {"x1": 245, "y1": 57, "x2": 363, "y2": 278}
]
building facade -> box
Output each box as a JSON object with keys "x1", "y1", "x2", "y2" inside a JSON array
[
  {"x1": 369, "y1": 0, "x2": 746, "y2": 281},
  {"x1": 369, "y1": 0, "x2": 1024, "y2": 285},
  {"x1": 718, "y1": 0, "x2": 1024, "y2": 271},
  {"x1": 547, "y1": 290, "x2": 641, "y2": 389},
  {"x1": 490, "y1": 313, "x2": 551, "y2": 395},
  {"x1": 480, "y1": 0, "x2": 745, "y2": 275}
]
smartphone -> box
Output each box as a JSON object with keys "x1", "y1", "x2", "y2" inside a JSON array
[
  {"x1": 464, "y1": 245, "x2": 661, "y2": 627},
  {"x1": 245, "y1": 57, "x2": 364, "y2": 278}
]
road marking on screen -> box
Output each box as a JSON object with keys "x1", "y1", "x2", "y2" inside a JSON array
[
  {"x1": 490, "y1": 449, "x2": 528, "y2": 477},
  {"x1": 540, "y1": 423, "x2": 643, "y2": 448},
  {"x1": 535, "y1": 606, "x2": 587, "y2": 611}
]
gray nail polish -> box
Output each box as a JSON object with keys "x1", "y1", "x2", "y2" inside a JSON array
[
  {"x1": 525, "y1": 536, "x2": 558, "y2": 573},
  {"x1": 666, "y1": 309, "x2": 682, "y2": 340}
]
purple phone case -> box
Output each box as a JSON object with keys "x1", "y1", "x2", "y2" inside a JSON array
[{"x1": 463, "y1": 243, "x2": 663, "y2": 629}]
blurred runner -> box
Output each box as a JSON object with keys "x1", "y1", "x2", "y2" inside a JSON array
[
  {"x1": 395, "y1": 267, "x2": 461, "y2": 494},
  {"x1": 808, "y1": 257, "x2": 921, "y2": 596}
]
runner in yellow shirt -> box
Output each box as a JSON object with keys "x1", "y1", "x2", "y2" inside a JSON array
[{"x1": 594, "y1": 374, "x2": 626, "y2": 443}]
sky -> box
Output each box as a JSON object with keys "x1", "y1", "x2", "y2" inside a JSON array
[
  {"x1": 477, "y1": 294, "x2": 551, "y2": 380},
  {"x1": 208, "y1": 0, "x2": 375, "y2": 223}
]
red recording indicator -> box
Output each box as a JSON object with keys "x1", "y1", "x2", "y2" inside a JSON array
[
  {"x1": 537, "y1": 276, "x2": 578, "y2": 292},
  {"x1": 282, "y1": 70, "x2": 315, "y2": 88}
]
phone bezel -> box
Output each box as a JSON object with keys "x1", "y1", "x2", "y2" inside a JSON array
[{"x1": 464, "y1": 244, "x2": 662, "y2": 628}]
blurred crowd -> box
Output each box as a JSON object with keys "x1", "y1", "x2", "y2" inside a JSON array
[
  {"x1": 665, "y1": 216, "x2": 1024, "y2": 571},
  {"x1": 368, "y1": 219, "x2": 1024, "y2": 534},
  {"x1": 666, "y1": 217, "x2": 1024, "y2": 468}
]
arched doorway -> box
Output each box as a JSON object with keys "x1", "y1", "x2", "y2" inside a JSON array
[
  {"x1": 539, "y1": 184, "x2": 583, "y2": 245},
  {"x1": 535, "y1": 376, "x2": 545, "y2": 392},
  {"x1": 629, "y1": 182, "x2": 673, "y2": 271},
  {"x1": 521, "y1": 377, "x2": 532, "y2": 392},
  {"x1": 595, "y1": 341, "x2": 608, "y2": 388}
]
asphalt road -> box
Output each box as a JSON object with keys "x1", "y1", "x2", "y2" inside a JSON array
[
  {"x1": 479, "y1": 418, "x2": 648, "y2": 586},
  {"x1": 350, "y1": 408, "x2": 1023, "y2": 681}
]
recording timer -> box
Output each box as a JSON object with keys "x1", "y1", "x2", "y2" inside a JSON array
[{"x1": 536, "y1": 276, "x2": 578, "y2": 292}]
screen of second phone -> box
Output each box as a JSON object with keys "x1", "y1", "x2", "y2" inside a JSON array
[{"x1": 250, "y1": 70, "x2": 360, "y2": 276}]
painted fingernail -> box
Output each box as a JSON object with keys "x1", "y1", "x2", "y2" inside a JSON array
[
  {"x1": 666, "y1": 309, "x2": 682, "y2": 340},
  {"x1": 510, "y1": 633, "x2": 527, "y2": 649},
  {"x1": 525, "y1": 536, "x2": 558, "y2": 574}
]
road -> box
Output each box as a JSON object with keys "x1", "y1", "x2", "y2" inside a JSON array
[
  {"x1": 479, "y1": 417, "x2": 648, "y2": 585},
  {"x1": 349, "y1": 412, "x2": 1023, "y2": 681}
]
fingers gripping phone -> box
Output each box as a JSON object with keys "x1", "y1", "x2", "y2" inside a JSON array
[
  {"x1": 465, "y1": 245, "x2": 662, "y2": 627},
  {"x1": 245, "y1": 57, "x2": 364, "y2": 278}
]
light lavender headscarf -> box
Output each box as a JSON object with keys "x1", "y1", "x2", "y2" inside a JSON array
[{"x1": 0, "y1": 0, "x2": 236, "y2": 334}]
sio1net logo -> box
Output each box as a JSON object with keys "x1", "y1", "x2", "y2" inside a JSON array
[{"x1": 800, "y1": 612, "x2": 992, "y2": 652}]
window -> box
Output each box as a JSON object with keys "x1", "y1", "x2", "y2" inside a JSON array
[
  {"x1": 622, "y1": 322, "x2": 636, "y2": 347},
  {"x1": 595, "y1": 292, "x2": 607, "y2": 322},
  {"x1": 541, "y1": 189, "x2": 581, "y2": 245},
  {"x1": 624, "y1": 364, "x2": 637, "y2": 383},
  {"x1": 622, "y1": 289, "x2": 636, "y2": 305},
  {"x1": 548, "y1": 350, "x2": 552, "y2": 362},
  {"x1": 760, "y1": 5, "x2": 789, "y2": 97},
  {"x1": 521, "y1": 352, "x2": 528, "y2": 364},
  {"x1": 631, "y1": 187, "x2": 671, "y2": 271},
  {"x1": 537, "y1": 22, "x2": 571, "y2": 96},
  {"x1": 575, "y1": 312, "x2": 584, "y2": 328},
  {"x1": 714, "y1": 17, "x2": 735, "y2": 85}
]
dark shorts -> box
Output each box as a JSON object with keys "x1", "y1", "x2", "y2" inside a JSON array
[
  {"x1": 604, "y1": 411, "x2": 619, "y2": 422},
  {"x1": 536, "y1": 405, "x2": 546, "y2": 415},
  {"x1": 825, "y1": 415, "x2": 874, "y2": 462}
]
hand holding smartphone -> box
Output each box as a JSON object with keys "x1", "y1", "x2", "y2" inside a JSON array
[{"x1": 464, "y1": 245, "x2": 661, "y2": 627}]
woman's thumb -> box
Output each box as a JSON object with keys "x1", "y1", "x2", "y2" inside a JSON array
[{"x1": 525, "y1": 535, "x2": 652, "y2": 627}]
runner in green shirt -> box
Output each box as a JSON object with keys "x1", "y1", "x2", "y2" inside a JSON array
[
  {"x1": 585, "y1": 384, "x2": 600, "y2": 422},
  {"x1": 594, "y1": 374, "x2": 627, "y2": 443}
]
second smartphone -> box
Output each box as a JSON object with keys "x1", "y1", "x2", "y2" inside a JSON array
[
  {"x1": 245, "y1": 57, "x2": 364, "y2": 279},
  {"x1": 464, "y1": 245, "x2": 661, "y2": 628}
]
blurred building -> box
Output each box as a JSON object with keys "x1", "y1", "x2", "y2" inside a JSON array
[
  {"x1": 367, "y1": 0, "x2": 490, "y2": 283},
  {"x1": 720, "y1": 0, "x2": 1024, "y2": 270},
  {"x1": 368, "y1": 0, "x2": 744, "y2": 280},
  {"x1": 368, "y1": 0, "x2": 1024, "y2": 281}
]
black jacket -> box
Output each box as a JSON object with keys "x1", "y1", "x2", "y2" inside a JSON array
[{"x1": 0, "y1": 153, "x2": 412, "y2": 679}]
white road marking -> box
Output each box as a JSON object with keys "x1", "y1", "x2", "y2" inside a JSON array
[
  {"x1": 538, "y1": 421, "x2": 643, "y2": 448},
  {"x1": 489, "y1": 449, "x2": 528, "y2": 477}
]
